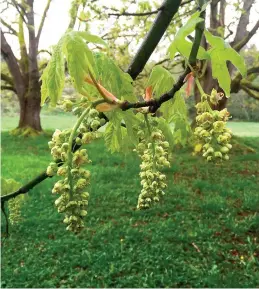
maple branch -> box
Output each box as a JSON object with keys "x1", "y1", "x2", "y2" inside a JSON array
[
  {"x1": 126, "y1": 0, "x2": 182, "y2": 80},
  {"x1": 108, "y1": 8, "x2": 162, "y2": 17},
  {"x1": 10, "y1": 0, "x2": 27, "y2": 24},
  {"x1": 36, "y1": 0, "x2": 52, "y2": 43},
  {"x1": 1, "y1": 72, "x2": 14, "y2": 86},
  {"x1": 234, "y1": 19, "x2": 259, "y2": 52},
  {"x1": 231, "y1": 0, "x2": 258, "y2": 52},
  {"x1": 1, "y1": 29, "x2": 25, "y2": 96},
  {"x1": 1, "y1": 84, "x2": 16, "y2": 92},
  {"x1": 241, "y1": 81, "x2": 259, "y2": 92},
  {"x1": 122, "y1": 0, "x2": 205, "y2": 112},
  {"x1": 231, "y1": 66, "x2": 259, "y2": 93},
  {"x1": 0, "y1": 17, "x2": 18, "y2": 36},
  {"x1": 241, "y1": 84, "x2": 259, "y2": 100}
]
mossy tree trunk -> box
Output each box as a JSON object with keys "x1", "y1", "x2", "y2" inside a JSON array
[
  {"x1": 1, "y1": 0, "x2": 52, "y2": 135},
  {"x1": 18, "y1": 89, "x2": 42, "y2": 131}
]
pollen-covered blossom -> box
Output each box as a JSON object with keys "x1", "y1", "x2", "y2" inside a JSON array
[
  {"x1": 135, "y1": 127, "x2": 170, "y2": 209},
  {"x1": 46, "y1": 107, "x2": 104, "y2": 233},
  {"x1": 194, "y1": 90, "x2": 232, "y2": 162}
]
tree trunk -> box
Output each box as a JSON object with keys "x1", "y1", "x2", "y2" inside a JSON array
[{"x1": 18, "y1": 89, "x2": 42, "y2": 132}]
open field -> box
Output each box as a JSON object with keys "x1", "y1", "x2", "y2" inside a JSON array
[
  {"x1": 1, "y1": 114, "x2": 259, "y2": 137},
  {"x1": 1, "y1": 131, "x2": 259, "y2": 288}
]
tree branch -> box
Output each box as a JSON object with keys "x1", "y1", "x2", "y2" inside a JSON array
[
  {"x1": 36, "y1": 0, "x2": 52, "y2": 43},
  {"x1": 181, "y1": 0, "x2": 194, "y2": 6},
  {"x1": 241, "y1": 84, "x2": 259, "y2": 100},
  {"x1": 108, "y1": 8, "x2": 162, "y2": 17},
  {"x1": 1, "y1": 72, "x2": 14, "y2": 86},
  {"x1": 241, "y1": 81, "x2": 259, "y2": 92},
  {"x1": 1, "y1": 84, "x2": 16, "y2": 92},
  {"x1": 1, "y1": 29, "x2": 25, "y2": 96},
  {"x1": 122, "y1": 0, "x2": 205, "y2": 112},
  {"x1": 38, "y1": 49, "x2": 52, "y2": 56},
  {"x1": 126, "y1": 0, "x2": 182, "y2": 80},
  {"x1": 10, "y1": 0, "x2": 27, "y2": 24},
  {"x1": 233, "y1": 19, "x2": 259, "y2": 52},
  {"x1": 231, "y1": 66, "x2": 259, "y2": 93},
  {"x1": 231, "y1": 0, "x2": 257, "y2": 51},
  {"x1": 67, "y1": 0, "x2": 81, "y2": 30},
  {"x1": 0, "y1": 17, "x2": 18, "y2": 35}
]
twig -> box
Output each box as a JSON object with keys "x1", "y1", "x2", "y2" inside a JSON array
[
  {"x1": 191, "y1": 242, "x2": 201, "y2": 253},
  {"x1": 108, "y1": 8, "x2": 162, "y2": 17}
]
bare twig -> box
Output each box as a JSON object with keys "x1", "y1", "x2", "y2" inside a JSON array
[
  {"x1": 36, "y1": 0, "x2": 52, "y2": 43},
  {"x1": 108, "y1": 8, "x2": 162, "y2": 17},
  {"x1": 0, "y1": 17, "x2": 18, "y2": 35}
]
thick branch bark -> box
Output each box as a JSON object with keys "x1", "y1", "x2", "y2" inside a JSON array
[
  {"x1": 241, "y1": 81, "x2": 259, "y2": 92},
  {"x1": 26, "y1": 0, "x2": 40, "y2": 91},
  {"x1": 1, "y1": 72, "x2": 14, "y2": 86},
  {"x1": 18, "y1": 15, "x2": 29, "y2": 77},
  {"x1": 1, "y1": 29, "x2": 25, "y2": 96},
  {"x1": 67, "y1": 0, "x2": 80, "y2": 30},
  {"x1": 231, "y1": 0, "x2": 256, "y2": 50},
  {"x1": 233, "y1": 20, "x2": 259, "y2": 52},
  {"x1": 126, "y1": 0, "x2": 182, "y2": 80},
  {"x1": 10, "y1": 0, "x2": 27, "y2": 24},
  {"x1": 1, "y1": 85, "x2": 16, "y2": 92},
  {"x1": 231, "y1": 66, "x2": 259, "y2": 93},
  {"x1": 241, "y1": 85, "x2": 259, "y2": 100}
]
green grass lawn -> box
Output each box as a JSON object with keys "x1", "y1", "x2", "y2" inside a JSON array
[
  {"x1": 1, "y1": 113, "x2": 259, "y2": 136},
  {"x1": 1, "y1": 114, "x2": 77, "y2": 132},
  {"x1": 1, "y1": 132, "x2": 259, "y2": 288}
]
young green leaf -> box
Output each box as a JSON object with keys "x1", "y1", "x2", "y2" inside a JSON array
[
  {"x1": 156, "y1": 118, "x2": 175, "y2": 149},
  {"x1": 93, "y1": 52, "x2": 135, "y2": 102},
  {"x1": 41, "y1": 41, "x2": 65, "y2": 106},
  {"x1": 204, "y1": 29, "x2": 247, "y2": 97},
  {"x1": 170, "y1": 92, "x2": 192, "y2": 146},
  {"x1": 62, "y1": 31, "x2": 95, "y2": 92},
  {"x1": 78, "y1": 31, "x2": 107, "y2": 47},
  {"x1": 168, "y1": 11, "x2": 209, "y2": 60},
  {"x1": 147, "y1": 65, "x2": 174, "y2": 98},
  {"x1": 146, "y1": 65, "x2": 175, "y2": 121}
]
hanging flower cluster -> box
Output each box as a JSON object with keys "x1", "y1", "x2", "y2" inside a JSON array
[
  {"x1": 194, "y1": 89, "x2": 232, "y2": 161},
  {"x1": 46, "y1": 107, "x2": 104, "y2": 233},
  {"x1": 135, "y1": 123, "x2": 170, "y2": 209}
]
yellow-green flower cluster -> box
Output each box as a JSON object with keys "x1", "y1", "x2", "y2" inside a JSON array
[
  {"x1": 46, "y1": 107, "x2": 104, "y2": 233},
  {"x1": 8, "y1": 198, "x2": 23, "y2": 224},
  {"x1": 135, "y1": 128, "x2": 170, "y2": 209},
  {"x1": 1, "y1": 178, "x2": 24, "y2": 225},
  {"x1": 194, "y1": 91, "x2": 232, "y2": 161},
  {"x1": 78, "y1": 109, "x2": 105, "y2": 144},
  {"x1": 47, "y1": 127, "x2": 92, "y2": 233},
  {"x1": 54, "y1": 164, "x2": 91, "y2": 233},
  {"x1": 47, "y1": 129, "x2": 71, "y2": 163}
]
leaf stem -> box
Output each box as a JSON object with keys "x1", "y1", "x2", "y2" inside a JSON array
[
  {"x1": 67, "y1": 106, "x2": 91, "y2": 198},
  {"x1": 144, "y1": 114, "x2": 156, "y2": 170}
]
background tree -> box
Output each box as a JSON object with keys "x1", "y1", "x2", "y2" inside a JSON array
[{"x1": 0, "y1": 0, "x2": 83, "y2": 135}]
